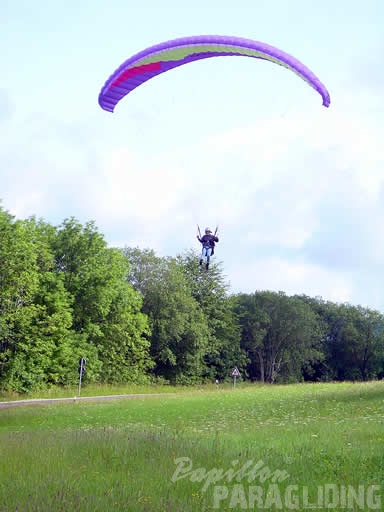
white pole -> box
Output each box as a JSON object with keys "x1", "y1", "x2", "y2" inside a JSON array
[{"x1": 78, "y1": 358, "x2": 84, "y2": 396}]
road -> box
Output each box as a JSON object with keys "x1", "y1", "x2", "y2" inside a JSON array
[{"x1": 0, "y1": 393, "x2": 169, "y2": 409}]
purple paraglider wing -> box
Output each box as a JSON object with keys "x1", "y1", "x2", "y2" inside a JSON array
[{"x1": 98, "y1": 35, "x2": 330, "y2": 112}]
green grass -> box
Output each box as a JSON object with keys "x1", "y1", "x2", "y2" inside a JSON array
[{"x1": 1, "y1": 382, "x2": 383, "y2": 511}]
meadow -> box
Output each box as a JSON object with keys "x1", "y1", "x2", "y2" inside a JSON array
[{"x1": 0, "y1": 381, "x2": 383, "y2": 511}]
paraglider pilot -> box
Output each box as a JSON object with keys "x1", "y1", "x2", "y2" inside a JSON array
[{"x1": 197, "y1": 227, "x2": 219, "y2": 270}]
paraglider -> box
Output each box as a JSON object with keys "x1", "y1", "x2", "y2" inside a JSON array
[
  {"x1": 98, "y1": 36, "x2": 330, "y2": 272},
  {"x1": 197, "y1": 225, "x2": 219, "y2": 270},
  {"x1": 98, "y1": 35, "x2": 330, "y2": 112}
]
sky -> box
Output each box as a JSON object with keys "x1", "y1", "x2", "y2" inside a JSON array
[{"x1": 2, "y1": 0, "x2": 384, "y2": 310}]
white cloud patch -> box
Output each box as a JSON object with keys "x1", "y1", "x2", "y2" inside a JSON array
[
  {"x1": 227, "y1": 257, "x2": 354, "y2": 304},
  {"x1": 1, "y1": 69, "x2": 384, "y2": 309}
]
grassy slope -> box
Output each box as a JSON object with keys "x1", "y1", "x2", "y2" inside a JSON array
[{"x1": 0, "y1": 381, "x2": 383, "y2": 511}]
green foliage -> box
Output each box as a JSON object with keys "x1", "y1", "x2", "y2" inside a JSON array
[
  {"x1": 95, "y1": 258, "x2": 153, "y2": 383},
  {"x1": 296, "y1": 296, "x2": 384, "y2": 381},
  {"x1": 234, "y1": 291, "x2": 325, "y2": 383},
  {"x1": 0, "y1": 209, "x2": 153, "y2": 391},
  {"x1": 0, "y1": 213, "x2": 64, "y2": 391},
  {"x1": 1, "y1": 202, "x2": 383, "y2": 392},
  {"x1": 178, "y1": 250, "x2": 246, "y2": 380},
  {"x1": 51, "y1": 219, "x2": 153, "y2": 385},
  {"x1": 124, "y1": 248, "x2": 209, "y2": 384}
]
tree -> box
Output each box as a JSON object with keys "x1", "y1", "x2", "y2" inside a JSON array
[
  {"x1": 0, "y1": 213, "x2": 85, "y2": 391},
  {"x1": 232, "y1": 293, "x2": 268, "y2": 382},
  {"x1": 353, "y1": 306, "x2": 384, "y2": 380},
  {"x1": 0, "y1": 208, "x2": 41, "y2": 390},
  {"x1": 51, "y1": 219, "x2": 152, "y2": 383},
  {"x1": 124, "y1": 248, "x2": 210, "y2": 384},
  {"x1": 317, "y1": 301, "x2": 384, "y2": 381},
  {"x1": 93, "y1": 249, "x2": 153, "y2": 383},
  {"x1": 234, "y1": 291, "x2": 324, "y2": 383},
  {"x1": 178, "y1": 250, "x2": 246, "y2": 380}
]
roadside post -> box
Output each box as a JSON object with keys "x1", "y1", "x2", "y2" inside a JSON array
[
  {"x1": 78, "y1": 358, "x2": 86, "y2": 396},
  {"x1": 230, "y1": 366, "x2": 241, "y2": 388}
]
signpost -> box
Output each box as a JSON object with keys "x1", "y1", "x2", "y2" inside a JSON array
[
  {"x1": 78, "y1": 358, "x2": 86, "y2": 396},
  {"x1": 230, "y1": 366, "x2": 241, "y2": 388}
]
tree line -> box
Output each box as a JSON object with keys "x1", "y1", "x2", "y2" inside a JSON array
[{"x1": 0, "y1": 206, "x2": 383, "y2": 392}]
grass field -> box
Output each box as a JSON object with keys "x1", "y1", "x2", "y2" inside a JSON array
[{"x1": 0, "y1": 381, "x2": 383, "y2": 511}]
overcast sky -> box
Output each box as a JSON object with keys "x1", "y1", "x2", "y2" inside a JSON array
[{"x1": 2, "y1": 0, "x2": 384, "y2": 310}]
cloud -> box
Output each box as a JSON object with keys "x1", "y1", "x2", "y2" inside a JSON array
[
  {"x1": 171, "y1": 102, "x2": 384, "y2": 307},
  {"x1": 1, "y1": 76, "x2": 384, "y2": 309},
  {"x1": 83, "y1": 99, "x2": 384, "y2": 274},
  {"x1": 227, "y1": 256, "x2": 354, "y2": 304},
  {"x1": 72, "y1": 145, "x2": 196, "y2": 252},
  {"x1": 0, "y1": 112, "x2": 107, "y2": 222}
]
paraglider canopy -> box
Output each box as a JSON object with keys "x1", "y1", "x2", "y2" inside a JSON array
[{"x1": 98, "y1": 35, "x2": 330, "y2": 113}]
